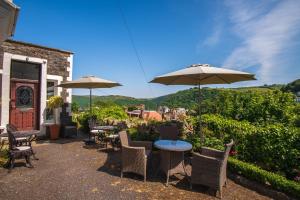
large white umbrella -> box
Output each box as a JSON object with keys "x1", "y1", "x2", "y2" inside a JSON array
[
  {"x1": 57, "y1": 75, "x2": 121, "y2": 113},
  {"x1": 150, "y1": 64, "x2": 256, "y2": 141}
]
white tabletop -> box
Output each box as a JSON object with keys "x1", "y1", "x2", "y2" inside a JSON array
[
  {"x1": 93, "y1": 126, "x2": 115, "y2": 130},
  {"x1": 154, "y1": 140, "x2": 192, "y2": 152}
]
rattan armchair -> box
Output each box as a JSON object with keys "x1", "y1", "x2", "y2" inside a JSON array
[
  {"x1": 190, "y1": 140, "x2": 234, "y2": 198},
  {"x1": 158, "y1": 125, "x2": 179, "y2": 140},
  {"x1": 119, "y1": 131, "x2": 152, "y2": 182}
]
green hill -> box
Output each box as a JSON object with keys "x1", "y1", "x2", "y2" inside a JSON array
[{"x1": 73, "y1": 82, "x2": 286, "y2": 110}]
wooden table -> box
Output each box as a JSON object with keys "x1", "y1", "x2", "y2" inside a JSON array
[{"x1": 154, "y1": 140, "x2": 192, "y2": 186}]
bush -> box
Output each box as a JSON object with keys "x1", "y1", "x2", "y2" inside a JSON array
[
  {"x1": 201, "y1": 89, "x2": 297, "y2": 125},
  {"x1": 75, "y1": 104, "x2": 128, "y2": 132},
  {"x1": 228, "y1": 157, "x2": 300, "y2": 199},
  {"x1": 198, "y1": 114, "x2": 300, "y2": 179}
]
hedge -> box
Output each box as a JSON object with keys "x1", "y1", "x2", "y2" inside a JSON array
[
  {"x1": 200, "y1": 114, "x2": 300, "y2": 179},
  {"x1": 228, "y1": 157, "x2": 300, "y2": 199}
]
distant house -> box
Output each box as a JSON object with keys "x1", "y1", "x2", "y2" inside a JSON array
[
  {"x1": 0, "y1": 40, "x2": 73, "y2": 134},
  {"x1": 127, "y1": 109, "x2": 162, "y2": 121}
]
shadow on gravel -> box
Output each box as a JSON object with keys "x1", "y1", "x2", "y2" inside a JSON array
[{"x1": 97, "y1": 149, "x2": 121, "y2": 177}]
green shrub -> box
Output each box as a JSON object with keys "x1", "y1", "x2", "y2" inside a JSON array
[
  {"x1": 228, "y1": 157, "x2": 300, "y2": 199},
  {"x1": 0, "y1": 146, "x2": 8, "y2": 167},
  {"x1": 198, "y1": 114, "x2": 300, "y2": 179},
  {"x1": 201, "y1": 89, "x2": 297, "y2": 125},
  {"x1": 185, "y1": 134, "x2": 224, "y2": 151},
  {"x1": 76, "y1": 104, "x2": 128, "y2": 132}
]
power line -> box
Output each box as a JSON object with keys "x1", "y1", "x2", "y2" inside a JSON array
[{"x1": 117, "y1": 0, "x2": 155, "y2": 98}]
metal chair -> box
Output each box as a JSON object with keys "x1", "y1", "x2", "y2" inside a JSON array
[{"x1": 6, "y1": 129, "x2": 34, "y2": 170}]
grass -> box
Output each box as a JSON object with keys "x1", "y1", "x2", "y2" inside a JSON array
[{"x1": 0, "y1": 145, "x2": 8, "y2": 167}]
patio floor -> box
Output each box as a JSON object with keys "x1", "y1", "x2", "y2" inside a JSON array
[{"x1": 0, "y1": 138, "x2": 270, "y2": 200}]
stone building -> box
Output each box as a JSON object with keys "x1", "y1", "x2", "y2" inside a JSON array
[{"x1": 0, "y1": 40, "x2": 73, "y2": 133}]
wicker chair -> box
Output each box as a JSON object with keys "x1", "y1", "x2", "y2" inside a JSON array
[
  {"x1": 7, "y1": 129, "x2": 33, "y2": 170},
  {"x1": 119, "y1": 131, "x2": 152, "y2": 182},
  {"x1": 190, "y1": 140, "x2": 234, "y2": 198},
  {"x1": 158, "y1": 125, "x2": 179, "y2": 140}
]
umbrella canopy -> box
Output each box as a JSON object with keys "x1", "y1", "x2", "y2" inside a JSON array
[
  {"x1": 150, "y1": 64, "x2": 256, "y2": 85},
  {"x1": 57, "y1": 75, "x2": 121, "y2": 88},
  {"x1": 57, "y1": 75, "x2": 121, "y2": 114},
  {"x1": 150, "y1": 64, "x2": 256, "y2": 143}
]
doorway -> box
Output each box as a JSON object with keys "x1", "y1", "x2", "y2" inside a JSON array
[{"x1": 9, "y1": 60, "x2": 41, "y2": 130}]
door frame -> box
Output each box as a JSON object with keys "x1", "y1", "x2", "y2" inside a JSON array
[
  {"x1": 9, "y1": 78, "x2": 40, "y2": 130},
  {"x1": 1, "y1": 53, "x2": 47, "y2": 132}
]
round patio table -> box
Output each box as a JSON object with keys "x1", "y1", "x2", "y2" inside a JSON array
[
  {"x1": 154, "y1": 140, "x2": 192, "y2": 186},
  {"x1": 92, "y1": 126, "x2": 118, "y2": 150},
  {"x1": 93, "y1": 125, "x2": 116, "y2": 131}
]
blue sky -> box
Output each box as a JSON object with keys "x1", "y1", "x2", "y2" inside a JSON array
[{"x1": 13, "y1": 0, "x2": 300, "y2": 98}]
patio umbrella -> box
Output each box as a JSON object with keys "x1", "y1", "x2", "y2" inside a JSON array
[
  {"x1": 57, "y1": 75, "x2": 122, "y2": 114},
  {"x1": 150, "y1": 64, "x2": 256, "y2": 142}
]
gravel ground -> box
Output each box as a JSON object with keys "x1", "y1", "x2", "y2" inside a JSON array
[{"x1": 0, "y1": 138, "x2": 270, "y2": 200}]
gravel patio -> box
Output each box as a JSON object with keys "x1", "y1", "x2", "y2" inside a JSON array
[{"x1": 0, "y1": 138, "x2": 270, "y2": 200}]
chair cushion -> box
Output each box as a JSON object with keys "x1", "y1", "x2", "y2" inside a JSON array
[
  {"x1": 16, "y1": 137, "x2": 28, "y2": 141},
  {"x1": 65, "y1": 126, "x2": 76, "y2": 129},
  {"x1": 16, "y1": 146, "x2": 31, "y2": 151}
]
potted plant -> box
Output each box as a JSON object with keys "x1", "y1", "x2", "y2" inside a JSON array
[{"x1": 47, "y1": 96, "x2": 63, "y2": 140}]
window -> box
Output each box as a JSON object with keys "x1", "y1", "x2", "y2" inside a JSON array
[
  {"x1": 16, "y1": 86, "x2": 33, "y2": 108},
  {"x1": 11, "y1": 60, "x2": 40, "y2": 80},
  {"x1": 46, "y1": 80, "x2": 56, "y2": 121},
  {"x1": 47, "y1": 81, "x2": 55, "y2": 100}
]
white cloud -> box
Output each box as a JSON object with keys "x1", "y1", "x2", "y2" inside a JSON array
[
  {"x1": 223, "y1": 0, "x2": 300, "y2": 83},
  {"x1": 202, "y1": 24, "x2": 222, "y2": 47}
]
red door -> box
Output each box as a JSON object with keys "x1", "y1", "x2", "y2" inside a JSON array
[{"x1": 10, "y1": 80, "x2": 39, "y2": 130}]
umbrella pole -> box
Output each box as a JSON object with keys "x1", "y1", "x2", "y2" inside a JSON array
[
  {"x1": 198, "y1": 84, "x2": 204, "y2": 143},
  {"x1": 89, "y1": 88, "x2": 92, "y2": 115}
]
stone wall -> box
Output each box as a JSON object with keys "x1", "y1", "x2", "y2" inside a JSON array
[{"x1": 0, "y1": 40, "x2": 73, "y2": 100}]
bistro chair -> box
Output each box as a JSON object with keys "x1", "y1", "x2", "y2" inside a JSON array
[
  {"x1": 6, "y1": 124, "x2": 38, "y2": 160},
  {"x1": 158, "y1": 125, "x2": 179, "y2": 140},
  {"x1": 190, "y1": 140, "x2": 234, "y2": 198},
  {"x1": 119, "y1": 131, "x2": 152, "y2": 182},
  {"x1": 6, "y1": 129, "x2": 34, "y2": 170},
  {"x1": 6, "y1": 124, "x2": 28, "y2": 146}
]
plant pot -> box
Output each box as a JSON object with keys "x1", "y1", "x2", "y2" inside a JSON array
[{"x1": 49, "y1": 124, "x2": 60, "y2": 140}]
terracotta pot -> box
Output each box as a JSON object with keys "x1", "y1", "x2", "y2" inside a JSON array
[{"x1": 49, "y1": 124, "x2": 60, "y2": 140}]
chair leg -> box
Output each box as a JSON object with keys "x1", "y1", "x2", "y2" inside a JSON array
[
  {"x1": 190, "y1": 182, "x2": 193, "y2": 190},
  {"x1": 218, "y1": 186, "x2": 223, "y2": 199},
  {"x1": 166, "y1": 170, "x2": 170, "y2": 186},
  {"x1": 25, "y1": 156, "x2": 33, "y2": 168},
  {"x1": 121, "y1": 171, "x2": 123, "y2": 178},
  {"x1": 10, "y1": 157, "x2": 15, "y2": 171}
]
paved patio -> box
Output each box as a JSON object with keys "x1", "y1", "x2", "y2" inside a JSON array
[{"x1": 0, "y1": 139, "x2": 270, "y2": 200}]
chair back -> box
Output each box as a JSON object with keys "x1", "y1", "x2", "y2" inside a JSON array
[
  {"x1": 88, "y1": 118, "x2": 98, "y2": 130},
  {"x1": 6, "y1": 129, "x2": 17, "y2": 150},
  {"x1": 6, "y1": 124, "x2": 18, "y2": 132},
  {"x1": 117, "y1": 121, "x2": 127, "y2": 131},
  {"x1": 158, "y1": 125, "x2": 179, "y2": 140},
  {"x1": 119, "y1": 131, "x2": 131, "y2": 147}
]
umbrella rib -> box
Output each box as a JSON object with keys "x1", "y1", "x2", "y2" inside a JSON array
[
  {"x1": 215, "y1": 74, "x2": 231, "y2": 84},
  {"x1": 197, "y1": 74, "x2": 215, "y2": 84}
]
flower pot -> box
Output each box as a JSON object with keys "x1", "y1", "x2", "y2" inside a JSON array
[{"x1": 49, "y1": 124, "x2": 60, "y2": 140}]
